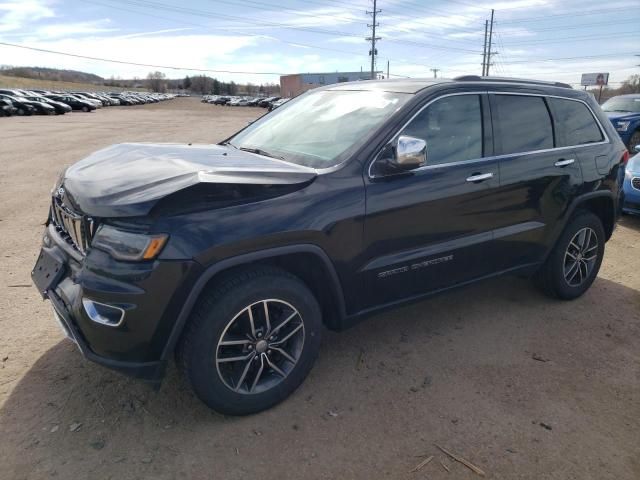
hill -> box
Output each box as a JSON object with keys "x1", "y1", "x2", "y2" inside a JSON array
[
  {"x1": 0, "y1": 66, "x2": 104, "y2": 84},
  {"x1": 0, "y1": 74, "x2": 147, "y2": 93}
]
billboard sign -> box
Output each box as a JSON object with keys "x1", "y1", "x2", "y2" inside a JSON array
[{"x1": 581, "y1": 72, "x2": 609, "y2": 86}]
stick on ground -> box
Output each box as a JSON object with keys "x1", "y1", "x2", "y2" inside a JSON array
[
  {"x1": 435, "y1": 444, "x2": 486, "y2": 477},
  {"x1": 410, "y1": 455, "x2": 433, "y2": 473}
]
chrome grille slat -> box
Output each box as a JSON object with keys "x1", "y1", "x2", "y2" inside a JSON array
[{"x1": 50, "y1": 196, "x2": 94, "y2": 255}]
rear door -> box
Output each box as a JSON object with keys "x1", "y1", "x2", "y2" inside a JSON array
[
  {"x1": 490, "y1": 92, "x2": 584, "y2": 271},
  {"x1": 359, "y1": 92, "x2": 503, "y2": 310}
]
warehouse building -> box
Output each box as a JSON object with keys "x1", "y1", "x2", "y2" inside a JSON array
[{"x1": 280, "y1": 71, "x2": 379, "y2": 97}]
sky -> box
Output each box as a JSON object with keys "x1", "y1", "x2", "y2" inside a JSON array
[{"x1": 0, "y1": 0, "x2": 637, "y2": 87}]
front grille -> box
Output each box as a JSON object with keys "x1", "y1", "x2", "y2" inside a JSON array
[
  {"x1": 632, "y1": 177, "x2": 640, "y2": 191},
  {"x1": 50, "y1": 196, "x2": 95, "y2": 254}
]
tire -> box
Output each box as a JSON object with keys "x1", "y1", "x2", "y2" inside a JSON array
[
  {"x1": 16, "y1": 108, "x2": 24, "y2": 116},
  {"x1": 178, "y1": 267, "x2": 323, "y2": 415},
  {"x1": 82, "y1": 106, "x2": 89, "y2": 112},
  {"x1": 535, "y1": 211, "x2": 605, "y2": 300}
]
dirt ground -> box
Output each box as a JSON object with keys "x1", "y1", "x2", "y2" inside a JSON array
[{"x1": 1, "y1": 97, "x2": 639, "y2": 480}]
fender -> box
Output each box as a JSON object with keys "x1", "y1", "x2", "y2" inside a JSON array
[
  {"x1": 158, "y1": 244, "x2": 347, "y2": 365},
  {"x1": 545, "y1": 190, "x2": 618, "y2": 260}
]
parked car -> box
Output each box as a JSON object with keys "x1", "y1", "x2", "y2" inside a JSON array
[
  {"x1": 32, "y1": 77, "x2": 627, "y2": 416},
  {"x1": 258, "y1": 96, "x2": 280, "y2": 108},
  {"x1": 0, "y1": 98, "x2": 17, "y2": 116},
  {"x1": 268, "y1": 97, "x2": 290, "y2": 111},
  {"x1": 45, "y1": 94, "x2": 96, "y2": 112},
  {"x1": 26, "y1": 96, "x2": 72, "y2": 115},
  {"x1": 213, "y1": 96, "x2": 230, "y2": 105},
  {"x1": 622, "y1": 145, "x2": 640, "y2": 215},
  {"x1": 0, "y1": 94, "x2": 37, "y2": 115},
  {"x1": 69, "y1": 93, "x2": 102, "y2": 108},
  {"x1": 602, "y1": 94, "x2": 640, "y2": 153}
]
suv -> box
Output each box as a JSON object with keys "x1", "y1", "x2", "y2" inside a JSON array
[
  {"x1": 602, "y1": 94, "x2": 640, "y2": 153},
  {"x1": 32, "y1": 77, "x2": 627, "y2": 415}
]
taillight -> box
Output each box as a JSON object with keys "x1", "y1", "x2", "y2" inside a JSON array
[{"x1": 621, "y1": 151, "x2": 629, "y2": 165}]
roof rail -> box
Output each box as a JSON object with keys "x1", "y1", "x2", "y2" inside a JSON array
[{"x1": 453, "y1": 75, "x2": 572, "y2": 89}]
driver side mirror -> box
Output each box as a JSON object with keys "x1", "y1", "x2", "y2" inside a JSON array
[{"x1": 393, "y1": 135, "x2": 427, "y2": 170}]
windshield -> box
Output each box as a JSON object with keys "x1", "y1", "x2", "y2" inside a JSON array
[
  {"x1": 228, "y1": 89, "x2": 411, "y2": 168},
  {"x1": 602, "y1": 96, "x2": 640, "y2": 113}
]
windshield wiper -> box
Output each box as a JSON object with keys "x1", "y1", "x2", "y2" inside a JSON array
[{"x1": 238, "y1": 146, "x2": 285, "y2": 160}]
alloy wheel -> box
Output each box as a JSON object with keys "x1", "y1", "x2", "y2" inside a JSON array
[
  {"x1": 215, "y1": 299, "x2": 305, "y2": 395},
  {"x1": 563, "y1": 227, "x2": 598, "y2": 287}
]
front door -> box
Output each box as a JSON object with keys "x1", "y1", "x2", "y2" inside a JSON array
[{"x1": 358, "y1": 92, "x2": 503, "y2": 311}]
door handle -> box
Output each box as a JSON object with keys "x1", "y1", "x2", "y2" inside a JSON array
[
  {"x1": 554, "y1": 158, "x2": 575, "y2": 167},
  {"x1": 466, "y1": 172, "x2": 494, "y2": 183}
]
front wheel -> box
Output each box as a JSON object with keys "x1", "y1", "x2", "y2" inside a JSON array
[
  {"x1": 179, "y1": 267, "x2": 322, "y2": 415},
  {"x1": 535, "y1": 211, "x2": 605, "y2": 300}
]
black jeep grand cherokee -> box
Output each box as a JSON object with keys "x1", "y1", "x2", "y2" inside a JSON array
[{"x1": 33, "y1": 77, "x2": 627, "y2": 415}]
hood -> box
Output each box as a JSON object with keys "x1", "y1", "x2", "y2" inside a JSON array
[
  {"x1": 606, "y1": 111, "x2": 640, "y2": 121},
  {"x1": 61, "y1": 143, "x2": 317, "y2": 217},
  {"x1": 627, "y1": 153, "x2": 640, "y2": 174}
]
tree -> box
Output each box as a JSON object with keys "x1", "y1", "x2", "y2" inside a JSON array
[
  {"x1": 213, "y1": 78, "x2": 221, "y2": 95},
  {"x1": 146, "y1": 71, "x2": 167, "y2": 92},
  {"x1": 184, "y1": 75, "x2": 192, "y2": 90}
]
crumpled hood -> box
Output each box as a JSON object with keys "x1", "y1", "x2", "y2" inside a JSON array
[{"x1": 62, "y1": 143, "x2": 317, "y2": 217}]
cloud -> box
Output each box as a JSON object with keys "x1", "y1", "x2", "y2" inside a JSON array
[{"x1": 0, "y1": 0, "x2": 55, "y2": 32}]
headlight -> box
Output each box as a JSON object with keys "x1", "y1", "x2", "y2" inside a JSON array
[
  {"x1": 615, "y1": 121, "x2": 630, "y2": 132},
  {"x1": 626, "y1": 169, "x2": 633, "y2": 179},
  {"x1": 92, "y1": 225, "x2": 168, "y2": 261}
]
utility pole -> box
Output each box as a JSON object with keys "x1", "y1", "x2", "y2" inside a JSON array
[
  {"x1": 387, "y1": 60, "x2": 390, "y2": 79},
  {"x1": 486, "y1": 9, "x2": 495, "y2": 76},
  {"x1": 482, "y1": 20, "x2": 488, "y2": 76},
  {"x1": 366, "y1": 0, "x2": 381, "y2": 80},
  {"x1": 430, "y1": 68, "x2": 440, "y2": 79}
]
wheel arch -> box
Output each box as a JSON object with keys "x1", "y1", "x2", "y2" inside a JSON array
[
  {"x1": 572, "y1": 192, "x2": 617, "y2": 241},
  {"x1": 160, "y1": 245, "x2": 347, "y2": 365}
]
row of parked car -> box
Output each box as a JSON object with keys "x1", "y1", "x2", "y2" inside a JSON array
[
  {"x1": 0, "y1": 88, "x2": 176, "y2": 117},
  {"x1": 201, "y1": 95, "x2": 290, "y2": 110}
]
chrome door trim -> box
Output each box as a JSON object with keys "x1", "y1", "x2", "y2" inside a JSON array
[{"x1": 368, "y1": 90, "x2": 610, "y2": 180}]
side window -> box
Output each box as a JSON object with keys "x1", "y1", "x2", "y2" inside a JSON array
[
  {"x1": 401, "y1": 94, "x2": 483, "y2": 166},
  {"x1": 549, "y1": 97, "x2": 603, "y2": 146},
  {"x1": 493, "y1": 95, "x2": 554, "y2": 154}
]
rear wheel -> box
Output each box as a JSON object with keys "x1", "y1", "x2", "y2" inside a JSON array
[
  {"x1": 179, "y1": 267, "x2": 322, "y2": 415},
  {"x1": 16, "y1": 108, "x2": 25, "y2": 116},
  {"x1": 535, "y1": 211, "x2": 605, "y2": 300},
  {"x1": 82, "y1": 106, "x2": 89, "y2": 112}
]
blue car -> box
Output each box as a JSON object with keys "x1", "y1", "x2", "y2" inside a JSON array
[
  {"x1": 623, "y1": 145, "x2": 640, "y2": 215},
  {"x1": 603, "y1": 94, "x2": 640, "y2": 153}
]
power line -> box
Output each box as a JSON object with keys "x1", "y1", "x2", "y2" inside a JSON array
[
  {"x1": 0, "y1": 41, "x2": 287, "y2": 75},
  {"x1": 101, "y1": 0, "x2": 482, "y2": 54},
  {"x1": 501, "y1": 31, "x2": 638, "y2": 46},
  {"x1": 502, "y1": 52, "x2": 640, "y2": 65},
  {"x1": 498, "y1": 7, "x2": 637, "y2": 23}
]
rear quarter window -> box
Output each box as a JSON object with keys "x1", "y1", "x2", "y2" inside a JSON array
[{"x1": 549, "y1": 97, "x2": 603, "y2": 147}]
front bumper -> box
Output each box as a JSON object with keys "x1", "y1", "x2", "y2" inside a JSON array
[
  {"x1": 36, "y1": 224, "x2": 203, "y2": 382},
  {"x1": 623, "y1": 176, "x2": 640, "y2": 214}
]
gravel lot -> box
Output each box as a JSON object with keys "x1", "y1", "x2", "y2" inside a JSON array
[{"x1": 1, "y1": 97, "x2": 639, "y2": 480}]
